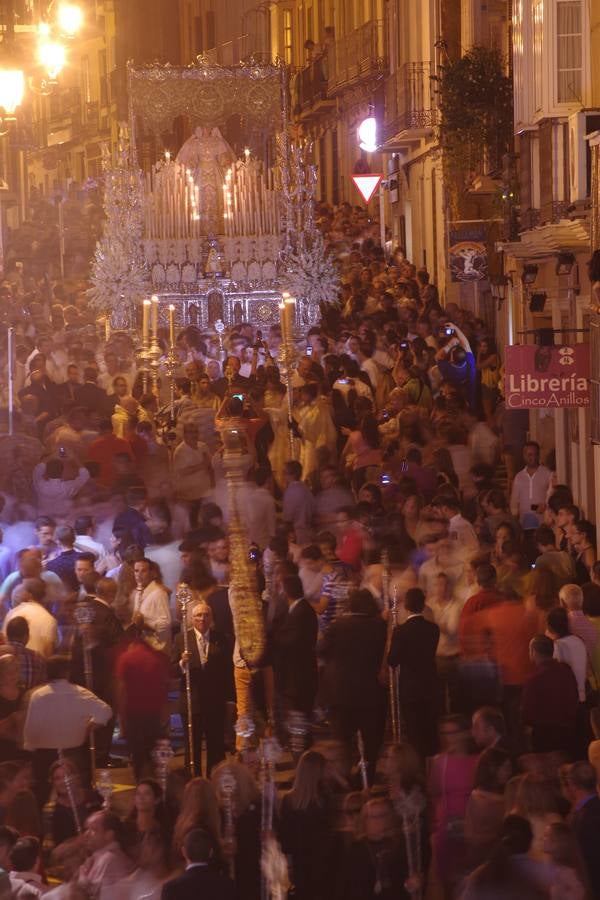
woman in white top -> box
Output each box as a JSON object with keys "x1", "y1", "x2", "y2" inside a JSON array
[{"x1": 546, "y1": 606, "x2": 588, "y2": 702}]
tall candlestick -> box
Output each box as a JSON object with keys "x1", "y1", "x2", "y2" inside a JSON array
[
  {"x1": 142, "y1": 299, "x2": 151, "y2": 347},
  {"x1": 169, "y1": 304, "x2": 175, "y2": 348},
  {"x1": 151, "y1": 295, "x2": 159, "y2": 340}
]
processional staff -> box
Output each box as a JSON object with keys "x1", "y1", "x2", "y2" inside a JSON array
[
  {"x1": 176, "y1": 583, "x2": 196, "y2": 777},
  {"x1": 74, "y1": 599, "x2": 97, "y2": 787},
  {"x1": 381, "y1": 549, "x2": 401, "y2": 743}
]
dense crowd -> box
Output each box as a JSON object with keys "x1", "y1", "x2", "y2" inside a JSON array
[{"x1": 0, "y1": 202, "x2": 596, "y2": 899}]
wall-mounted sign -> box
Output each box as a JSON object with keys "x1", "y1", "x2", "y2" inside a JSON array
[{"x1": 504, "y1": 344, "x2": 590, "y2": 408}]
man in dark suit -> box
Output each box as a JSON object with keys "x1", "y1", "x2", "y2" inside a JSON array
[
  {"x1": 320, "y1": 588, "x2": 387, "y2": 777},
  {"x1": 273, "y1": 574, "x2": 318, "y2": 755},
  {"x1": 58, "y1": 363, "x2": 82, "y2": 408},
  {"x1": 162, "y1": 828, "x2": 235, "y2": 900},
  {"x1": 172, "y1": 600, "x2": 233, "y2": 776},
  {"x1": 388, "y1": 587, "x2": 440, "y2": 757},
  {"x1": 75, "y1": 367, "x2": 110, "y2": 416},
  {"x1": 567, "y1": 761, "x2": 600, "y2": 897}
]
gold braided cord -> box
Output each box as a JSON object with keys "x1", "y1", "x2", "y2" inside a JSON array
[{"x1": 219, "y1": 418, "x2": 266, "y2": 667}]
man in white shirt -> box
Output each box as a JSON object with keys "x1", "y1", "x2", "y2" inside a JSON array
[
  {"x1": 358, "y1": 340, "x2": 380, "y2": 391},
  {"x1": 240, "y1": 468, "x2": 276, "y2": 550},
  {"x1": 74, "y1": 516, "x2": 107, "y2": 562},
  {"x1": 5, "y1": 579, "x2": 58, "y2": 657},
  {"x1": 510, "y1": 441, "x2": 552, "y2": 530},
  {"x1": 433, "y1": 496, "x2": 479, "y2": 563},
  {"x1": 510, "y1": 440, "x2": 553, "y2": 562},
  {"x1": 131, "y1": 558, "x2": 171, "y2": 652},
  {"x1": 23, "y1": 655, "x2": 112, "y2": 804},
  {"x1": 172, "y1": 424, "x2": 214, "y2": 529}
]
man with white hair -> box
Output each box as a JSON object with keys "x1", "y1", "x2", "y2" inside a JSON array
[{"x1": 559, "y1": 583, "x2": 598, "y2": 659}]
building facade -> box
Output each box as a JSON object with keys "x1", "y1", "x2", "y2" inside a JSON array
[{"x1": 499, "y1": 0, "x2": 599, "y2": 521}]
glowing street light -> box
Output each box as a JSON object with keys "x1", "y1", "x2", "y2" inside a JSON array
[
  {"x1": 0, "y1": 70, "x2": 25, "y2": 116},
  {"x1": 56, "y1": 3, "x2": 83, "y2": 36},
  {"x1": 357, "y1": 116, "x2": 378, "y2": 153},
  {"x1": 37, "y1": 39, "x2": 66, "y2": 80}
]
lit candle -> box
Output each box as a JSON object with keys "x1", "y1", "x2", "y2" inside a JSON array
[
  {"x1": 285, "y1": 295, "x2": 296, "y2": 337},
  {"x1": 169, "y1": 303, "x2": 175, "y2": 348},
  {"x1": 142, "y1": 298, "x2": 151, "y2": 346},
  {"x1": 151, "y1": 295, "x2": 159, "y2": 340},
  {"x1": 279, "y1": 301, "x2": 288, "y2": 342},
  {"x1": 244, "y1": 147, "x2": 250, "y2": 159},
  {"x1": 104, "y1": 316, "x2": 111, "y2": 342}
]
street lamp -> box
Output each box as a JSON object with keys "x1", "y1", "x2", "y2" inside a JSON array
[
  {"x1": 521, "y1": 263, "x2": 539, "y2": 285},
  {"x1": 56, "y1": 3, "x2": 83, "y2": 36},
  {"x1": 37, "y1": 38, "x2": 66, "y2": 81},
  {"x1": 0, "y1": 69, "x2": 24, "y2": 116},
  {"x1": 555, "y1": 251, "x2": 575, "y2": 276},
  {"x1": 0, "y1": 2, "x2": 81, "y2": 119}
]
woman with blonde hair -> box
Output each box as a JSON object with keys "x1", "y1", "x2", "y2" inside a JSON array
[
  {"x1": 172, "y1": 776, "x2": 222, "y2": 865},
  {"x1": 212, "y1": 760, "x2": 261, "y2": 900},
  {"x1": 277, "y1": 750, "x2": 332, "y2": 900}
]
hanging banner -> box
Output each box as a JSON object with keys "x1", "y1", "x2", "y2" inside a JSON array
[
  {"x1": 448, "y1": 222, "x2": 488, "y2": 282},
  {"x1": 504, "y1": 344, "x2": 590, "y2": 408}
]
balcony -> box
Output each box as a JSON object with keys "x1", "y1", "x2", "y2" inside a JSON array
[
  {"x1": 328, "y1": 20, "x2": 386, "y2": 92},
  {"x1": 293, "y1": 57, "x2": 333, "y2": 117},
  {"x1": 383, "y1": 62, "x2": 437, "y2": 148}
]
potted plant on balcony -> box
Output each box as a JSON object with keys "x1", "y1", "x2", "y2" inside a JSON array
[{"x1": 433, "y1": 45, "x2": 513, "y2": 218}]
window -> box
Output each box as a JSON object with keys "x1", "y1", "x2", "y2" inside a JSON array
[
  {"x1": 557, "y1": 0, "x2": 582, "y2": 103},
  {"x1": 283, "y1": 9, "x2": 292, "y2": 65},
  {"x1": 533, "y1": 0, "x2": 543, "y2": 112},
  {"x1": 99, "y1": 50, "x2": 108, "y2": 107},
  {"x1": 331, "y1": 129, "x2": 339, "y2": 205},
  {"x1": 206, "y1": 10, "x2": 216, "y2": 50},
  {"x1": 306, "y1": 5, "x2": 314, "y2": 41},
  {"x1": 194, "y1": 15, "x2": 203, "y2": 55},
  {"x1": 80, "y1": 56, "x2": 91, "y2": 107}
]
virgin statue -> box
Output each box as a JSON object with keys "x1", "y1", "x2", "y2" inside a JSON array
[{"x1": 176, "y1": 126, "x2": 236, "y2": 234}]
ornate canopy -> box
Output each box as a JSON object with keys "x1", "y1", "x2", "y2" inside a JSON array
[{"x1": 127, "y1": 57, "x2": 287, "y2": 140}]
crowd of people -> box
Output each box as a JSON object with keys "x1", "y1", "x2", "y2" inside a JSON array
[{"x1": 0, "y1": 202, "x2": 596, "y2": 899}]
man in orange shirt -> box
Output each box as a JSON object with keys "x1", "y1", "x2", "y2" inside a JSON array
[{"x1": 478, "y1": 595, "x2": 538, "y2": 750}]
